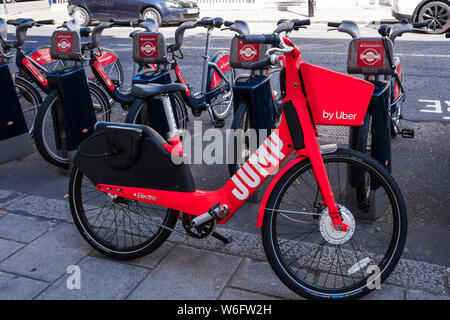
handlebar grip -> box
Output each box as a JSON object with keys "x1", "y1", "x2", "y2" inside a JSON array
[
  {"x1": 36, "y1": 20, "x2": 55, "y2": 25},
  {"x1": 249, "y1": 57, "x2": 271, "y2": 69},
  {"x1": 7, "y1": 19, "x2": 21, "y2": 26},
  {"x1": 241, "y1": 34, "x2": 280, "y2": 46},
  {"x1": 327, "y1": 22, "x2": 341, "y2": 28},
  {"x1": 412, "y1": 21, "x2": 429, "y2": 28},
  {"x1": 292, "y1": 19, "x2": 311, "y2": 27}
]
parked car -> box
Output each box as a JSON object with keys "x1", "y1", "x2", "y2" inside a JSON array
[
  {"x1": 68, "y1": 0, "x2": 200, "y2": 27},
  {"x1": 392, "y1": 0, "x2": 450, "y2": 34}
]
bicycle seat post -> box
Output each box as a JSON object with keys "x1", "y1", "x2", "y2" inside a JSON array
[{"x1": 159, "y1": 94, "x2": 182, "y2": 140}]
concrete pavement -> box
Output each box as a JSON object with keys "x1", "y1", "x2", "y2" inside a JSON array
[{"x1": 0, "y1": 188, "x2": 449, "y2": 300}]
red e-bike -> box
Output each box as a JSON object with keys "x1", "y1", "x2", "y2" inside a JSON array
[{"x1": 69, "y1": 31, "x2": 407, "y2": 300}]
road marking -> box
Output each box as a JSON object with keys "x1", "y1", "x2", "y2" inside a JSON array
[{"x1": 418, "y1": 99, "x2": 450, "y2": 121}]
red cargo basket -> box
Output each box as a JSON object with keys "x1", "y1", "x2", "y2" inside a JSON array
[{"x1": 300, "y1": 63, "x2": 374, "y2": 126}]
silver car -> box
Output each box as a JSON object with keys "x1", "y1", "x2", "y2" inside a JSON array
[{"x1": 392, "y1": 0, "x2": 450, "y2": 34}]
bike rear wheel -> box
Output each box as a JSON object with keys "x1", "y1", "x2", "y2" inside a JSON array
[
  {"x1": 261, "y1": 148, "x2": 407, "y2": 300},
  {"x1": 69, "y1": 166, "x2": 178, "y2": 259},
  {"x1": 33, "y1": 84, "x2": 110, "y2": 168}
]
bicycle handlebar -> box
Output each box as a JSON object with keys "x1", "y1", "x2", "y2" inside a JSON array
[
  {"x1": 240, "y1": 34, "x2": 281, "y2": 46},
  {"x1": 85, "y1": 20, "x2": 132, "y2": 50},
  {"x1": 412, "y1": 21, "x2": 429, "y2": 28},
  {"x1": 3, "y1": 18, "x2": 55, "y2": 48},
  {"x1": 328, "y1": 19, "x2": 429, "y2": 41},
  {"x1": 327, "y1": 22, "x2": 341, "y2": 28},
  {"x1": 327, "y1": 20, "x2": 361, "y2": 39},
  {"x1": 196, "y1": 17, "x2": 224, "y2": 28},
  {"x1": 225, "y1": 20, "x2": 249, "y2": 35},
  {"x1": 249, "y1": 57, "x2": 272, "y2": 69},
  {"x1": 274, "y1": 19, "x2": 310, "y2": 34}
]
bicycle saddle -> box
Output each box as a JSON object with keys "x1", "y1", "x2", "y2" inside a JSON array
[{"x1": 131, "y1": 83, "x2": 187, "y2": 97}]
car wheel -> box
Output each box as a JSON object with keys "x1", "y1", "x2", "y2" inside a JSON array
[
  {"x1": 418, "y1": 1, "x2": 450, "y2": 34},
  {"x1": 142, "y1": 8, "x2": 162, "y2": 27},
  {"x1": 72, "y1": 6, "x2": 91, "y2": 27}
]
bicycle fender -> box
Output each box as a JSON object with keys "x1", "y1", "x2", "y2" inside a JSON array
[{"x1": 257, "y1": 155, "x2": 306, "y2": 228}]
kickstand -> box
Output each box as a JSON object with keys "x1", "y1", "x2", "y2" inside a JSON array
[{"x1": 212, "y1": 231, "x2": 232, "y2": 245}]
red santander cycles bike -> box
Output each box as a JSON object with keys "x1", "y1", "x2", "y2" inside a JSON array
[{"x1": 69, "y1": 32, "x2": 407, "y2": 300}]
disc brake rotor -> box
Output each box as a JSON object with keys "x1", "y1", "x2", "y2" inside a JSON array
[{"x1": 319, "y1": 205, "x2": 356, "y2": 245}]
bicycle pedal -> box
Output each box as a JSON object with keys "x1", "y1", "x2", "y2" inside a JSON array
[
  {"x1": 190, "y1": 203, "x2": 229, "y2": 227},
  {"x1": 400, "y1": 129, "x2": 414, "y2": 138},
  {"x1": 212, "y1": 231, "x2": 232, "y2": 245},
  {"x1": 208, "y1": 203, "x2": 229, "y2": 221},
  {"x1": 214, "y1": 119, "x2": 225, "y2": 128}
]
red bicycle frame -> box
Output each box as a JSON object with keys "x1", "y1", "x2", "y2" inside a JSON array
[{"x1": 97, "y1": 37, "x2": 374, "y2": 232}]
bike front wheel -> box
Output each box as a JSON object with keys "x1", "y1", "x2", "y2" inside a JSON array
[
  {"x1": 33, "y1": 84, "x2": 110, "y2": 168},
  {"x1": 261, "y1": 148, "x2": 407, "y2": 300}
]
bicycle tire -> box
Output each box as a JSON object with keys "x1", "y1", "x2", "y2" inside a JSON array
[
  {"x1": 69, "y1": 166, "x2": 178, "y2": 259},
  {"x1": 14, "y1": 76, "x2": 42, "y2": 136},
  {"x1": 209, "y1": 51, "x2": 235, "y2": 120},
  {"x1": 124, "y1": 92, "x2": 188, "y2": 130},
  {"x1": 33, "y1": 84, "x2": 110, "y2": 168},
  {"x1": 261, "y1": 148, "x2": 407, "y2": 300}
]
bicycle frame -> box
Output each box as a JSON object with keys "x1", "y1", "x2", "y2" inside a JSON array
[
  {"x1": 17, "y1": 48, "x2": 51, "y2": 93},
  {"x1": 174, "y1": 54, "x2": 231, "y2": 110},
  {"x1": 96, "y1": 37, "x2": 373, "y2": 232},
  {"x1": 89, "y1": 49, "x2": 134, "y2": 106}
]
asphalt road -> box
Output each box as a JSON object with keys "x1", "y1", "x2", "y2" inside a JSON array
[{"x1": 1, "y1": 24, "x2": 449, "y2": 266}]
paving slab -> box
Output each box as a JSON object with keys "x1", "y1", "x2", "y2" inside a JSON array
[
  {"x1": 90, "y1": 241, "x2": 176, "y2": 270},
  {"x1": 4, "y1": 194, "x2": 71, "y2": 222},
  {"x1": 361, "y1": 285, "x2": 405, "y2": 300},
  {"x1": 406, "y1": 289, "x2": 450, "y2": 300},
  {"x1": 0, "y1": 238, "x2": 23, "y2": 262},
  {"x1": 0, "y1": 189, "x2": 25, "y2": 208},
  {"x1": 170, "y1": 227, "x2": 267, "y2": 261},
  {"x1": 0, "y1": 213, "x2": 55, "y2": 243},
  {"x1": 219, "y1": 288, "x2": 279, "y2": 300},
  {"x1": 0, "y1": 272, "x2": 48, "y2": 300},
  {"x1": 0, "y1": 223, "x2": 91, "y2": 282},
  {"x1": 229, "y1": 258, "x2": 301, "y2": 300},
  {"x1": 127, "y1": 245, "x2": 242, "y2": 300},
  {"x1": 37, "y1": 256, "x2": 148, "y2": 300},
  {"x1": 386, "y1": 258, "x2": 449, "y2": 296}
]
